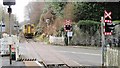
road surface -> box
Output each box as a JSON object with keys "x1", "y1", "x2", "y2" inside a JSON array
[
  {"x1": 19, "y1": 41, "x2": 101, "y2": 67},
  {"x1": 52, "y1": 46, "x2": 101, "y2": 66}
]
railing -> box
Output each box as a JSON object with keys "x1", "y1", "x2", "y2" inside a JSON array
[
  {"x1": 49, "y1": 36, "x2": 64, "y2": 45},
  {"x1": 105, "y1": 47, "x2": 120, "y2": 68}
]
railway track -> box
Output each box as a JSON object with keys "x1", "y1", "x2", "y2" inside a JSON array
[
  {"x1": 19, "y1": 39, "x2": 81, "y2": 68},
  {"x1": 26, "y1": 38, "x2": 37, "y2": 42}
]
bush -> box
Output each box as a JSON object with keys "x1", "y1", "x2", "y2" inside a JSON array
[
  {"x1": 77, "y1": 20, "x2": 100, "y2": 36},
  {"x1": 70, "y1": 20, "x2": 101, "y2": 46}
]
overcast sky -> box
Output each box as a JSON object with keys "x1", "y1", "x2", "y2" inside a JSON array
[
  {"x1": 13, "y1": 0, "x2": 30, "y2": 22},
  {"x1": 0, "y1": 0, "x2": 31, "y2": 22}
]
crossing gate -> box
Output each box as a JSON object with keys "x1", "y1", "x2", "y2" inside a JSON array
[
  {"x1": 0, "y1": 34, "x2": 20, "y2": 61},
  {"x1": 0, "y1": 34, "x2": 10, "y2": 56},
  {"x1": 11, "y1": 35, "x2": 20, "y2": 61}
]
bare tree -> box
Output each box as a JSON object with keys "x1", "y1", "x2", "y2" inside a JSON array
[{"x1": 24, "y1": 2, "x2": 45, "y2": 25}]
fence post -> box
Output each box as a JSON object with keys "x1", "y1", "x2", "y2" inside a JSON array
[{"x1": 118, "y1": 49, "x2": 120, "y2": 68}]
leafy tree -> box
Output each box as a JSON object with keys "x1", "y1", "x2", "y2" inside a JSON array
[
  {"x1": 25, "y1": 2, "x2": 45, "y2": 25},
  {"x1": 73, "y1": 2, "x2": 104, "y2": 22},
  {"x1": 73, "y1": 2, "x2": 120, "y2": 22},
  {"x1": 77, "y1": 20, "x2": 100, "y2": 45},
  {"x1": 104, "y1": 2, "x2": 120, "y2": 20}
]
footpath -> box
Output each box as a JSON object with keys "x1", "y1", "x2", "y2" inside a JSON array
[{"x1": 0, "y1": 56, "x2": 25, "y2": 68}]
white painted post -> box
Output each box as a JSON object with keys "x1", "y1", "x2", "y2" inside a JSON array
[
  {"x1": 15, "y1": 36, "x2": 19, "y2": 61},
  {"x1": 101, "y1": 17, "x2": 105, "y2": 66}
]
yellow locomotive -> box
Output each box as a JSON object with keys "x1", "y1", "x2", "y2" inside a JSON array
[{"x1": 23, "y1": 24, "x2": 35, "y2": 38}]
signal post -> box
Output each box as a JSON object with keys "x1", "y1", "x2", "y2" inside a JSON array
[
  {"x1": 101, "y1": 10, "x2": 115, "y2": 66},
  {"x1": 3, "y1": 0, "x2": 16, "y2": 65},
  {"x1": 64, "y1": 20, "x2": 72, "y2": 45}
]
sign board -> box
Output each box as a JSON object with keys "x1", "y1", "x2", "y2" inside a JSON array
[
  {"x1": 14, "y1": 24, "x2": 19, "y2": 30},
  {"x1": 0, "y1": 22, "x2": 5, "y2": 32},
  {"x1": 65, "y1": 19, "x2": 71, "y2": 25},
  {"x1": 0, "y1": 37, "x2": 10, "y2": 55},
  {"x1": 64, "y1": 19, "x2": 72, "y2": 31},
  {"x1": 3, "y1": 0, "x2": 16, "y2": 5},
  {"x1": 67, "y1": 31, "x2": 73, "y2": 37},
  {"x1": 104, "y1": 10, "x2": 112, "y2": 35}
]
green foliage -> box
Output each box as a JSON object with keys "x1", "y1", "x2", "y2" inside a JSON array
[
  {"x1": 73, "y1": 2, "x2": 104, "y2": 22},
  {"x1": 104, "y1": 2, "x2": 120, "y2": 20},
  {"x1": 113, "y1": 20, "x2": 120, "y2": 24},
  {"x1": 48, "y1": 2, "x2": 67, "y2": 17},
  {"x1": 77, "y1": 20, "x2": 100, "y2": 36},
  {"x1": 73, "y1": 2, "x2": 120, "y2": 22},
  {"x1": 46, "y1": 2, "x2": 120, "y2": 22}
]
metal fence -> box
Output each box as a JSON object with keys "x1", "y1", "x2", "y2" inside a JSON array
[{"x1": 105, "y1": 47, "x2": 120, "y2": 68}]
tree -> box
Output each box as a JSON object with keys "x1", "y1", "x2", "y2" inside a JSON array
[
  {"x1": 77, "y1": 20, "x2": 100, "y2": 45},
  {"x1": 104, "y1": 2, "x2": 120, "y2": 20},
  {"x1": 77, "y1": 20, "x2": 100, "y2": 36},
  {"x1": 73, "y1": 2, "x2": 120, "y2": 22},
  {"x1": 24, "y1": 2, "x2": 45, "y2": 25},
  {"x1": 0, "y1": 4, "x2": 3, "y2": 22},
  {"x1": 48, "y1": 2, "x2": 67, "y2": 17},
  {"x1": 73, "y1": 2, "x2": 104, "y2": 22}
]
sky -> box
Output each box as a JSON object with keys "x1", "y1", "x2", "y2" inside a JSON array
[
  {"x1": 12, "y1": 0, "x2": 30, "y2": 22},
  {"x1": 0, "y1": 0, "x2": 31, "y2": 22}
]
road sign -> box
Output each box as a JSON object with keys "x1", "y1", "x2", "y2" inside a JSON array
[
  {"x1": 64, "y1": 19, "x2": 72, "y2": 31},
  {"x1": 65, "y1": 19, "x2": 71, "y2": 25},
  {"x1": 64, "y1": 25, "x2": 72, "y2": 31},
  {"x1": 67, "y1": 31, "x2": 73, "y2": 37},
  {"x1": 104, "y1": 10, "x2": 111, "y2": 19},
  {"x1": 104, "y1": 10, "x2": 113, "y2": 35},
  {"x1": 3, "y1": 0, "x2": 16, "y2": 5},
  {"x1": 0, "y1": 22, "x2": 5, "y2": 32}
]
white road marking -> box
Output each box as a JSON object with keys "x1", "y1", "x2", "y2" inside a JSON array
[
  {"x1": 58, "y1": 51, "x2": 101, "y2": 56},
  {"x1": 71, "y1": 60, "x2": 83, "y2": 66},
  {"x1": 35, "y1": 61, "x2": 44, "y2": 66}
]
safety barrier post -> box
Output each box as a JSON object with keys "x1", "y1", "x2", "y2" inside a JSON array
[{"x1": 9, "y1": 45, "x2": 12, "y2": 64}]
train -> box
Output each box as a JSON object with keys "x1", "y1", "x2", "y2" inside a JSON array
[{"x1": 23, "y1": 24, "x2": 35, "y2": 38}]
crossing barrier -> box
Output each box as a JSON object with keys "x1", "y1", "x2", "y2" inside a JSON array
[
  {"x1": 0, "y1": 34, "x2": 10, "y2": 56},
  {"x1": 0, "y1": 33, "x2": 20, "y2": 61}
]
